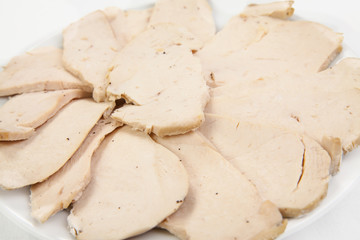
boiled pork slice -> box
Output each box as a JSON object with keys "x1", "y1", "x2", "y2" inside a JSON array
[
  {"x1": 0, "y1": 89, "x2": 90, "y2": 141},
  {"x1": 200, "y1": 114, "x2": 331, "y2": 217},
  {"x1": 149, "y1": 0, "x2": 215, "y2": 43},
  {"x1": 0, "y1": 99, "x2": 113, "y2": 190},
  {"x1": 30, "y1": 118, "x2": 120, "y2": 223},
  {"x1": 242, "y1": 1, "x2": 294, "y2": 19},
  {"x1": 198, "y1": 12, "x2": 342, "y2": 87},
  {"x1": 104, "y1": 7, "x2": 153, "y2": 46},
  {"x1": 206, "y1": 58, "x2": 360, "y2": 174},
  {"x1": 63, "y1": 10, "x2": 120, "y2": 102},
  {"x1": 107, "y1": 24, "x2": 208, "y2": 136},
  {"x1": 153, "y1": 131, "x2": 286, "y2": 240},
  {"x1": 0, "y1": 47, "x2": 90, "y2": 96},
  {"x1": 67, "y1": 126, "x2": 188, "y2": 240}
]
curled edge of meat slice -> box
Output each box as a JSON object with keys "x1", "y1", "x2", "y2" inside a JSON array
[
  {"x1": 241, "y1": 1, "x2": 295, "y2": 19},
  {"x1": 199, "y1": 113, "x2": 331, "y2": 218}
]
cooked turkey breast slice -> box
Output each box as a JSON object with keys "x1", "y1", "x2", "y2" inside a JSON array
[
  {"x1": 153, "y1": 131, "x2": 286, "y2": 240},
  {"x1": 0, "y1": 89, "x2": 90, "y2": 141},
  {"x1": 206, "y1": 58, "x2": 360, "y2": 174},
  {"x1": 104, "y1": 7, "x2": 153, "y2": 46},
  {"x1": 198, "y1": 14, "x2": 342, "y2": 87},
  {"x1": 0, "y1": 47, "x2": 90, "y2": 96},
  {"x1": 63, "y1": 10, "x2": 120, "y2": 102},
  {"x1": 242, "y1": 1, "x2": 294, "y2": 19},
  {"x1": 200, "y1": 114, "x2": 331, "y2": 217},
  {"x1": 0, "y1": 99, "x2": 113, "y2": 190},
  {"x1": 149, "y1": 0, "x2": 215, "y2": 43},
  {"x1": 67, "y1": 126, "x2": 188, "y2": 240},
  {"x1": 30, "y1": 118, "x2": 120, "y2": 223},
  {"x1": 107, "y1": 24, "x2": 208, "y2": 136}
]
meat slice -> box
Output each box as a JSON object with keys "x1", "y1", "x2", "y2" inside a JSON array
[
  {"x1": 107, "y1": 24, "x2": 208, "y2": 136},
  {"x1": 242, "y1": 1, "x2": 294, "y2": 19},
  {"x1": 62, "y1": 10, "x2": 120, "y2": 102},
  {"x1": 199, "y1": 114, "x2": 331, "y2": 217},
  {"x1": 0, "y1": 47, "x2": 90, "y2": 96},
  {"x1": 67, "y1": 126, "x2": 188, "y2": 240},
  {"x1": 153, "y1": 131, "x2": 286, "y2": 240},
  {"x1": 206, "y1": 58, "x2": 360, "y2": 174},
  {"x1": 30, "y1": 118, "x2": 120, "y2": 223},
  {"x1": 104, "y1": 7, "x2": 153, "y2": 46},
  {"x1": 198, "y1": 13, "x2": 342, "y2": 87},
  {"x1": 0, "y1": 89, "x2": 90, "y2": 141},
  {"x1": 0, "y1": 99, "x2": 113, "y2": 190},
  {"x1": 149, "y1": 0, "x2": 215, "y2": 43}
]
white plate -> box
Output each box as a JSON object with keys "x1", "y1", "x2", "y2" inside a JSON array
[{"x1": 1, "y1": 1, "x2": 360, "y2": 240}]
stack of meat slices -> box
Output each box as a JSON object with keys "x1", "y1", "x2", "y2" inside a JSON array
[{"x1": 0, "y1": 0, "x2": 359, "y2": 239}]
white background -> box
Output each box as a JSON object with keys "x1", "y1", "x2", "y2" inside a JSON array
[{"x1": 0, "y1": 0, "x2": 360, "y2": 239}]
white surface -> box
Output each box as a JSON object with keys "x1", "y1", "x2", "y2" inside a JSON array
[{"x1": 0, "y1": 0, "x2": 360, "y2": 240}]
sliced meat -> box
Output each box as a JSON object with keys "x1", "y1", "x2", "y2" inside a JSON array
[
  {"x1": 206, "y1": 58, "x2": 360, "y2": 174},
  {"x1": 67, "y1": 126, "x2": 188, "y2": 240},
  {"x1": 0, "y1": 89, "x2": 90, "y2": 141},
  {"x1": 62, "y1": 10, "x2": 120, "y2": 102},
  {"x1": 104, "y1": 7, "x2": 153, "y2": 46},
  {"x1": 0, "y1": 47, "x2": 90, "y2": 96},
  {"x1": 199, "y1": 114, "x2": 331, "y2": 217},
  {"x1": 149, "y1": 0, "x2": 215, "y2": 43},
  {"x1": 153, "y1": 131, "x2": 286, "y2": 240},
  {"x1": 30, "y1": 118, "x2": 120, "y2": 223},
  {"x1": 198, "y1": 14, "x2": 342, "y2": 86},
  {"x1": 0, "y1": 99, "x2": 113, "y2": 190},
  {"x1": 242, "y1": 1, "x2": 294, "y2": 19},
  {"x1": 107, "y1": 24, "x2": 208, "y2": 136}
]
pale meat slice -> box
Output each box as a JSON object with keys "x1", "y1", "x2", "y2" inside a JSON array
[
  {"x1": 206, "y1": 58, "x2": 360, "y2": 174},
  {"x1": 0, "y1": 47, "x2": 90, "y2": 96},
  {"x1": 149, "y1": 0, "x2": 215, "y2": 43},
  {"x1": 62, "y1": 10, "x2": 120, "y2": 102},
  {"x1": 153, "y1": 131, "x2": 286, "y2": 240},
  {"x1": 30, "y1": 118, "x2": 120, "y2": 223},
  {"x1": 242, "y1": 1, "x2": 294, "y2": 19},
  {"x1": 0, "y1": 89, "x2": 90, "y2": 141},
  {"x1": 198, "y1": 14, "x2": 343, "y2": 87},
  {"x1": 107, "y1": 24, "x2": 208, "y2": 137},
  {"x1": 0, "y1": 99, "x2": 113, "y2": 190},
  {"x1": 67, "y1": 126, "x2": 188, "y2": 240},
  {"x1": 200, "y1": 114, "x2": 331, "y2": 217},
  {"x1": 104, "y1": 7, "x2": 153, "y2": 46}
]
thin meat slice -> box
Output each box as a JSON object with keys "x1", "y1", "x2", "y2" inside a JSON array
[
  {"x1": 0, "y1": 99, "x2": 113, "y2": 190},
  {"x1": 63, "y1": 10, "x2": 120, "y2": 102},
  {"x1": 30, "y1": 118, "x2": 120, "y2": 223},
  {"x1": 207, "y1": 58, "x2": 360, "y2": 174},
  {"x1": 198, "y1": 13, "x2": 342, "y2": 87},
  {"x1": 200, "y1": 114, "x2": 331, "y2": 217},
  {"x1": 0, "y1": 89, "x2": 90, "y2": 141},
  {"x1": 149, "y1": 0, "x2": 215, "y2": 43},
  {"x1": 0, "y1": 47, "x2": 90, "y2": 96},
  {"x1": 67, "y1": 126, "x2": 188, "y2": 240},
  {"x1": 242, "y1": 1, "x2": 294, "y2": 19},
  {"x1": 104, "y1": 7, "x2": 153, "y2": 46},
  {"x1": 153, "y1": 131, "x2": 286, "y2": 240},
  {"x1": 107, "y1": 24, "x2": 208, "y2": 137}
]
